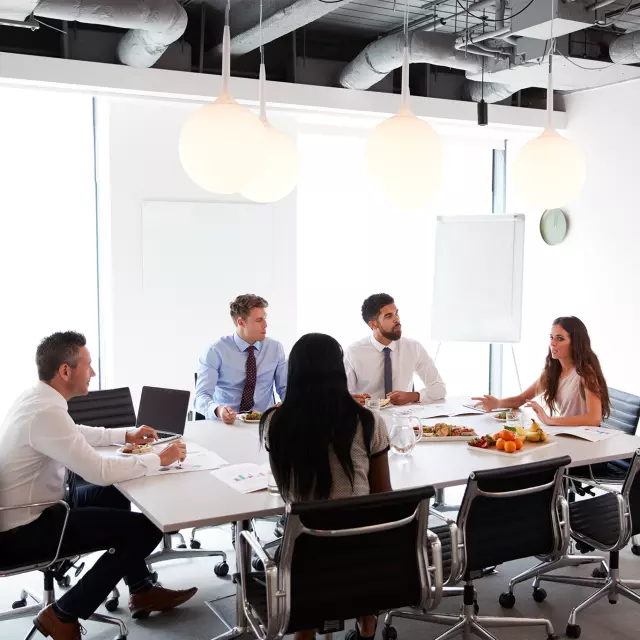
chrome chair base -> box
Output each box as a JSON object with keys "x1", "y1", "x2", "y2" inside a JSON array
[
  {"x1": 538, "y1": 566, "x2": 640, "y2": 628},
  {"x1": 0, "y1": 582, "x2": 128, "y2": 639},
  {"x1": 386, "y1": 597, "x2": 556, "y2": 640}
]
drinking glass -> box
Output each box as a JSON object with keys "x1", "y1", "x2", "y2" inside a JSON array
[{"x1": 505, "y1": 409, "x2": 521, "y2": 429}]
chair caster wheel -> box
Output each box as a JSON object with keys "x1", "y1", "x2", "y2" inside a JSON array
[
  {"x1": 12, "y1": 599, "x2": 27, "y2": 609},
  {"x1": 214, "y1": 561, "x2": 229, "y2": 577},
  {"x1": 498, "y1": 592, "x2": 516, "y2": 609},
  {"x1": 149, "y1": 571, "x2": 159, "y2": 584},
  {"x1": 632, "y1": 545, "x2": 640, "y2": 556},
  {"x1": 592, "y1": 567, "x2": 608, "y2": 579},
  {"x1": 105, "y1": 598, "x2": 119, "y2": 612},
  {"x1": 608, "y1": 599, "x2": 617, "y2": 604},
  {"x1": 190, "y1": 539, "x2": 201, "y2": 549},
  {"x1": 177, "y1": 543, "x2": 187, "y2": 549},
  {"x1": 566, "y1": 624, "x2": 581, "y2": 638},
  {"x1": 252, "y1": 557, "x2": 265, "y2": 572},
  {"x1": 382, "y1": 625, "x2": 398, "y2": 640},
  {"x1": 57, "y1": 575, "x2": 71, "y2": 588},
  {"x1": 532, "y1": 587, "x2": 547, "y2": 603}
]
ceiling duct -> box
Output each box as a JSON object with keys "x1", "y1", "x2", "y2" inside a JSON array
[
  {"x1": 340, "y1": 29, "x2": 522, "y2": 104},
  {"x1": 9, "y1": 0, "x2": 188, "y2": 67}
]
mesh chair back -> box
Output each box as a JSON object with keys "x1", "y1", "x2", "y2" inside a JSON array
[
  {"x1": 458, "y1": 456, "x2": 570, "y2": 573},
  {"x1": 603, "y1": 388, "x2": 640, "y2": 436},
  {"x1": 67, "y1": 388, "x2": 135, "y2": 428},
  {"x1": 283, "y1": 486, "x2": 434, "y2": 633},
  {"x1": 193, "y1": 373, "x2": 206, "y2": 421}
]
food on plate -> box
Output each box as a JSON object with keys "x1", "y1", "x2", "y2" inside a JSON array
[
  {"x1": 468, "y1": 435, "x2": 495, "y2": 448},
  {"x1": 468, "y1": 424, "x2": 548, "y2": 454},
  {"x1": 495, "y1": 411, "x2": 507, "y2": 420},
  {"x1": 422, "y1": 423, "x2": 477, "y2": 438},
  {"x1": 379, "y1": 398, "x2": 391, "y2": 408},
  {"x1": 121, "y1": 443, "x2": 153, "y2": 455},
  {"x1": 244, "y1": 411, "x2": 263, "y2": 421},
  {"x1": 504, "y1": 441, "x2": 517, "y2": 454}
]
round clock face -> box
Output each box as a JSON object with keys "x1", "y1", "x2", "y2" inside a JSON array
[{"x1": 540, "y1": 209, "x2": 568, "y2": 246}]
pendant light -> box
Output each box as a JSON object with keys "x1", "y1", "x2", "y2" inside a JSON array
[
  {"x1": 240, "y1": 0, "x2": 300, "y2": 203},
  {"x1": 364, "y1": 0, "x2": 444, "y2": 210},
  {"x1": 512, "y1": 0, "x2": 586, "y2": 209},
  {"x1": 179, "y1": 0, "x2": 266, "y2": 194}
]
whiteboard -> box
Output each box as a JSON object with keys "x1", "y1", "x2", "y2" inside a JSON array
[
  {"x1": 141, "y1": 201, "x2": 273, "y2": 393},
  {"x1": 431, "y1": 215, "x2": 525, "y2": 343}
]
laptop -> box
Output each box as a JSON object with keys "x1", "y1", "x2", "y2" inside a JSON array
[{"x1": 136, "y1": 386, "x2": 191, "y2": 445}]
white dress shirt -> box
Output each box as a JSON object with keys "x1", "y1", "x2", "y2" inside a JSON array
[
  {"x1": 345, "y1": 335, "x2": 446, "y2": 403},
  {"x1": 0, "y1": 382, "x2": 161, "y2": 532}
]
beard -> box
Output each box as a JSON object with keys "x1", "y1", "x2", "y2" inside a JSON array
[{"x1": 379, "y1": 326, "x2": 402, "y2": 342}]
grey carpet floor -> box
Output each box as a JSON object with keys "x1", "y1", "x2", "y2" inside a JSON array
[{"x1": 2, "y1": 516, "x2": 639, "y2": 639}]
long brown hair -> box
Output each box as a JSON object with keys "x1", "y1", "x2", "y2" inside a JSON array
[{"x1": 539, "y1": 316, "x2": 610, "y2": 418}]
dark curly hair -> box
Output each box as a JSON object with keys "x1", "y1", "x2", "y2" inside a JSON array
[
  {"x1": 36, "y1": 331, "x2": 86, "y2": 381},
  {"x1": 361, "y1": 293, "x2": 395, "y2": 324},
  {"x1": 230, "y1": 294, "x2": 268, "y2": 325}
]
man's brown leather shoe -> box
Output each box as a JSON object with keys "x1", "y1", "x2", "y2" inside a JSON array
[
  {"x1": 129, "y1": 585, "x2": 198, "y2": 619},
  {"x1": 33, "y1": 605, "x2": 82, "y2": 640}
]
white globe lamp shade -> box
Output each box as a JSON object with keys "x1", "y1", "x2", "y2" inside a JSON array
[
  {"x1": 179, "y1": 93, "x2": 266, "y2": 194},
  {"x1": 513, "y1": 127, "x2": 586, "y2": 209},
  {"x1": 365, "y1": 104, "x2": 444, "y2": 210},
  {"x1": 240, "y1": 123, "x2": 300, "y2": 202}
]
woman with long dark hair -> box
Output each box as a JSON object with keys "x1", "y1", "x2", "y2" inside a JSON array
[
  {"x1": 260, "y1": 333, "x2": 391, "y2": 640},
  {"x1": 473, "y1": 316, "x2": 610, "y2": 426}
]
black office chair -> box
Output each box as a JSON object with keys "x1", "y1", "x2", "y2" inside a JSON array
[
  {"x1": 384, "y1": 457, "x2": 571, "y2": 640},
  {"x1": 68, "y1": 388, "x2": 229, "y2": 583},
  {"x1": 569, "y1": 387, "x2": 640, "y2": 556},
  {"x1": 531, "y1": 449, "x2": 640, "y2": 639},
  {"x1": 237, "y1": 487, "x2": 442, "y2": 640},
  {"x1": 0, "y1": 501, "x2": 128, "y2": 639}
]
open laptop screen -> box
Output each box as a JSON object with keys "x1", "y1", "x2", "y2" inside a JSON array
[{"x1": 136, "y1": 386, "x2": 190, "y2": 436}]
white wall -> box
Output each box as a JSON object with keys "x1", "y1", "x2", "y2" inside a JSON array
[
  {"x1": 95, "y1": 97, "x2": 297, "y2": 402},
  {"x1": 502, "y1": 80, "x2": 640, "y2": 398}
]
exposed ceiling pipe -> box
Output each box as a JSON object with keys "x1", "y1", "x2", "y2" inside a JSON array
[
  {"x1": 466, "y1": 79, "x2": 525, "y2": 102},
  {"x1": 32, "y1": 0, "x2": 187, "y2": 67},
  {"x1": 218, "y1": 0, "x2": 355, "y2": 57},
  {"x1": 340, "y1": 31, "x2": 487, "y2": 91},
  {"x1": 455, "y1": 26, "x2": 512, "y2": 51},
  {"x1": 610, "y1": 30, "x2": 640, "y2": 64}
]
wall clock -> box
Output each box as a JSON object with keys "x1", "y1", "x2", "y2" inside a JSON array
[{"x1": 540, "y1": 209, "x2": 568, "y2": 245}]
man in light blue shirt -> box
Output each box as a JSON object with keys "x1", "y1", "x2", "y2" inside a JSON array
[{"x1": 196, "y1": 294, "x2": 287, "y2": 423}]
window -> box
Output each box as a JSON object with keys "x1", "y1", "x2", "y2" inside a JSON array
[
  {"x1": 0, "y1": 87, "x2": 99, "y2": 418},
  {"x1": 296, "y1": 124, "x2": 498, "y2": 396}
]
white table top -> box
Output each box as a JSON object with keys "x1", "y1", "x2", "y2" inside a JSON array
[{"x1": 113, "y1": 403, "x2": 640, "y2": 533}]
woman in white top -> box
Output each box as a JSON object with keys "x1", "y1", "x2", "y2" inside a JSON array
[
  {"x1": 260, "y1": 333, "x2": 391, "y2": 640},
  {"x1": 474, "y1": 316, "x2": 610, "y2": 426}
]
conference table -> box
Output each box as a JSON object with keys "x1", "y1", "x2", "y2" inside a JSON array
[{"x1": 112, "y1": 400, "x2": 640, "y2": 639}]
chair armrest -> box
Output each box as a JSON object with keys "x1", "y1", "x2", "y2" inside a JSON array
[
  {"x1": 0, "y1": 501, "x2": 70, "y2": 571},
  {"x1": 429, "y1": 509, "x2": 461, "y2": 587},
  {"x1": 426, "y1": 528, "x2": 444, "y2": 611},
  {"x1": 429, "y1": 508, "x2": 456, "y2": 526},
  {"x1": 238, "y1": 530, "x2": 275, "y2": 570},
  {"x1": 565, "y1": 475, "x2": 621, "y2": 495}
]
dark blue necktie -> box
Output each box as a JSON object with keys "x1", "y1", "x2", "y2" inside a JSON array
[{"x1": 383, "y1": 347, "x2": 392, "y2": 396}]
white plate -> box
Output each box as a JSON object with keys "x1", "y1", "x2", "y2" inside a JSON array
[
  {"x1": 493, "y1": 414, "x2": 507, "y2": 422},
  {"x1": 117, "y1": 446, "x2": 154, "y2": 455},
  {"x1": 420, "y1": 435, "x2": 477, "y2": 442},
  {"x1": 467, "y1": 439, "x2": 557, "y2": 457},
  {"x1": 238, "y1": 414, "x2": 262, "y2": 424}
]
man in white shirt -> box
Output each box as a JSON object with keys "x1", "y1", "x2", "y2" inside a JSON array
[
  {"x1": 0, "y1": 332, "x2": 197, "y2": 640},
  {"x1": 345, "y1": 293, "x2": 446, "y2": 405}
]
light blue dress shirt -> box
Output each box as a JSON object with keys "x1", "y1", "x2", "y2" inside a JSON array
[{"x1": 195, "y1": 333, "x2": 287, "y2": 420}]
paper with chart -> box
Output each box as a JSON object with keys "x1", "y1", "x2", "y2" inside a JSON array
[
  {"x1": 149, "y1": 443, "x2": 228, "y2": 476},
  {"x1": 544, "y1": 426, "x2": 622, "y2": 443},
  {"x1": 212, "y1": 463, "x2": 271, "y2": 493}
]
